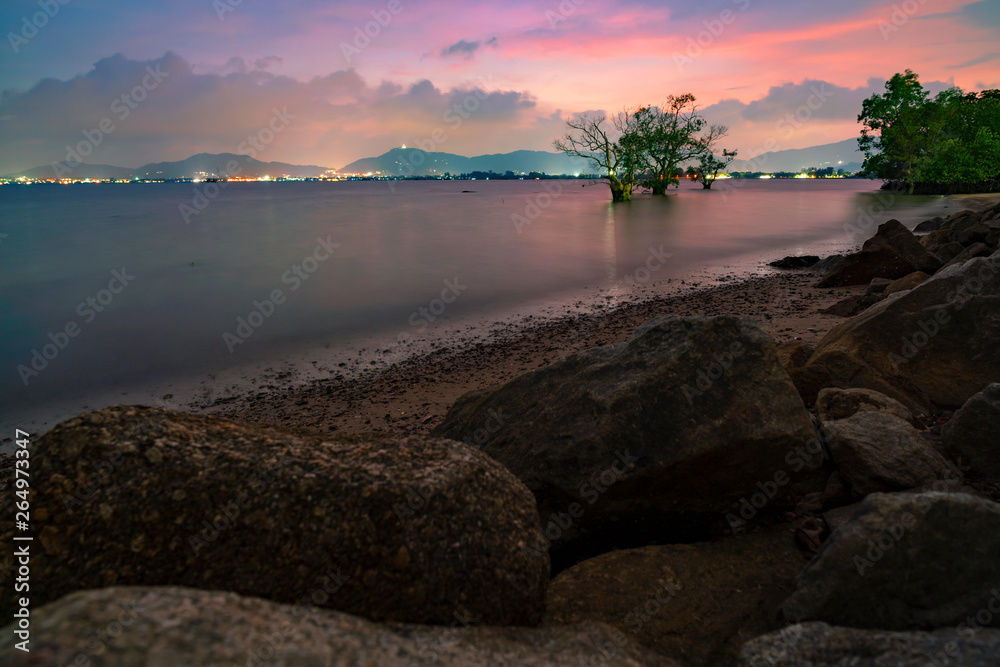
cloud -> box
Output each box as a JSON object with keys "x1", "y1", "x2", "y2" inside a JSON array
[
  {"x1": 944, "y1": 52, "x2": 1000, "y2": 70},
  {"x1": 702, "y1": 76, "x2": 956, "y2": 126},
  {"x1": 0, "y1": 51, "x2": 541, "y2": 174},
  {"x1": 440, "y1": 39, "x2": 482, "y2": 59},
  {"x1": 254, "y1": 56, "x2": 284, "y2": 70},
  {"x1": 960, "y1": 0, "x2": 1000, "y2": 28}
]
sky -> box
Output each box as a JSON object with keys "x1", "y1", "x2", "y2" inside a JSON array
[{"x1": 1, "y1": 0, "x2": 998, "y2": 173}]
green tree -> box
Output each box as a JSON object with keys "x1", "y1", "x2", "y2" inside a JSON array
[
  {"x1": 858, "y1": 69, "x2": 930, "y2": 188},
  {"x1": 554, "y1": 109, "x2": 641, "y2": 202},
  {"x1": 633, "y1": 95, "x2": 707, "y2": 195}
]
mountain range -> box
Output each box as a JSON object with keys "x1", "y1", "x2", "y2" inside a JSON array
[
  {"x1": 4, "y1": 139, "x2": 866, "y2": 180},
  {"x1": 727, "y1": 138, "x2": 864, "y2": 173}
]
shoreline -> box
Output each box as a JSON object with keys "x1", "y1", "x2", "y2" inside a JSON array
[
  {"x1": 5, "y1": 189, "x2": 997, "y2": 447},
  {"x1": 202, "y1": 269, "x2": 870, "y2": 438}
]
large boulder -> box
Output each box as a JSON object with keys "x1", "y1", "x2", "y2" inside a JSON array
[
  {"x1": 814, "y1": 244, "x2": 919, "y2": 287},
  {"x1": 544, "y1": 527, "x2": 806, "y2": 667},
  {"x1": 0, "y1": 406, "x2": 548, "y2": 625},
  {"x1": 800, "y1": 251, "x2": 1000, "y2": 411},
  {"x1": 432, "y1": 316, "x2": 820, "y2": 567},
  {"x1": 861, "y1": 219, "x2": 942, "y2": 274},
  {"x1": 939, "y1": 241, "x2": 994, "y2": 272},
  {"x1": 739, "y1": 622, "x2": 1000, "y2": 667},
  {"x1": 933, "y1": 240, "x2": 967, "y2": 264},
  {"x1": 0, "y1": 586, "x2": 677, "y2": 667},
  {"x1": 769, "y1": 255, "x2": 820, "y2": 269},
  {"x1": 821, "y1": 411, "x2": 959, "y2": 497},
  {"x1": 781, "y1": 492, "x2": 1000, "y2": 630},
  {"x1": 943, "y1": 383, "x2": 1000, "y2": 480}
]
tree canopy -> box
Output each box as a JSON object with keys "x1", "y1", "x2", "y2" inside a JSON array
[
  {"x1": 554, "y1": 95, "x2": 736, "y2": 202},
  {"x1": 858, "y1": 70, "x2": 1000, "y2": 193}
]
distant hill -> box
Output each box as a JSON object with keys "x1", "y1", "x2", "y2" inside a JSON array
[
  {"x1": 3, "y1": 153, "x2": 332, "y2": 180},
  {"x1": 340, "y1": 148, "x2": 595, "y2": 176},
  {"x1": 728, "y1": 138, "x2": 864, "y2": 173},
  {"x1": 132, "y1": 153, "x2": 331, "y2": 179},
  {"x1": 4, "y1": 140, "x2": 868, "y2": 181}
]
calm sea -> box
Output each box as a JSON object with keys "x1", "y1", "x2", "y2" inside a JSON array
[{"x1": 0, "y1": 178, "x2": 966, "y2": 435}]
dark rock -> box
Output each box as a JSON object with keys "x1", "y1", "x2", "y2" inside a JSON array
[
  {"x1": 861, "y1": 219, "x2": 942, "y2": 274},
  {"x1": 775, "y1": 340, "x2": 813, "y2": 369},
  {"x1": 818, "y1": 296, "x2": 863, "y2": 317},
  {"x1": 939, "y1": 241, "x2": 993, "y2": 272},
  {"x1": 885, "y1": 270, "x2": 930, "y2": 295},
  {"x1": 821, "y1": 502, "x2": 861, "y2": 533},
  {"x1": 913, "y1": 216, "x2": 945, "y2": 233},
  {"x1": 820, "y1": 472, "x2": 852, "y2": 511},
  {"x1": 934, "y1": 240, "x2": 967, "y2": 264},
  {"x1": 817, "y1": 294, "x2": 884, "y2": 317},
  {"x1": 786, "y1": 363, "x2": 840, "y2": 409},
  {"x1": 865, "y1": 278, "x2": 893, "y2": 295},
  {"x1": 802, "y1": 251, "x2": 1000, "y2": 411},
  {"x1": 811, "y1": 254, "x2": 845, "y2": 273},
  {"x1": 433, "y1": 316, "x2": 819, "y2": 568},
  {"x1": 791, "y1": 346, "x2": 910, "y2": 412},
  {"x1": 814, "y1": 244, "x2": 919, "y2": 288},
  {"x1": 954, "y1": 221, "x2": 993, "y2": 246},
  {"x1": 769, "y1": 255, "x2": 821, "y2": 269},
  {"x1": 922, "y1": 213, "x2": 994, "y2": 250},
  {"x1": 544, "y1": 528, "x2": 805, "y2": 667},
  {"x1": 781, "y1": 492, "x2": 1000, "y2": 630},
  {"x1": 943, "y1": 383, "x2": 1000, "y2": 480},
  {"x1": 739, "y1": 622, "x2": 1000, "y2": 667},
  {"x1": 0, "y1": 406, "x2": 548, "y2": 625},
  {"x1": 821, "y1": 411, "x2": 959, "y2": 496},
  {"x1": 0, "y1": 586, "x2": 676, "y2": 667},
  {"x1": 815, "y1": 387, "x2": 915, "y2": 425}
]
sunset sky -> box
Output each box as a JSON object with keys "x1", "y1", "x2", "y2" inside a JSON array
[{"x1": 1, "y1": 0, "x2": 998, "y2": 173}]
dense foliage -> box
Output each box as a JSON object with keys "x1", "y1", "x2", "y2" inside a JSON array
[{"x1": 859, "y1": 70, "x2": 1000, "y2": 193}]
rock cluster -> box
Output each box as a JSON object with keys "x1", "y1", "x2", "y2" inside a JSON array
[{"x1": 4, "y1": 203, "x2": 1000, "y2": 665}]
